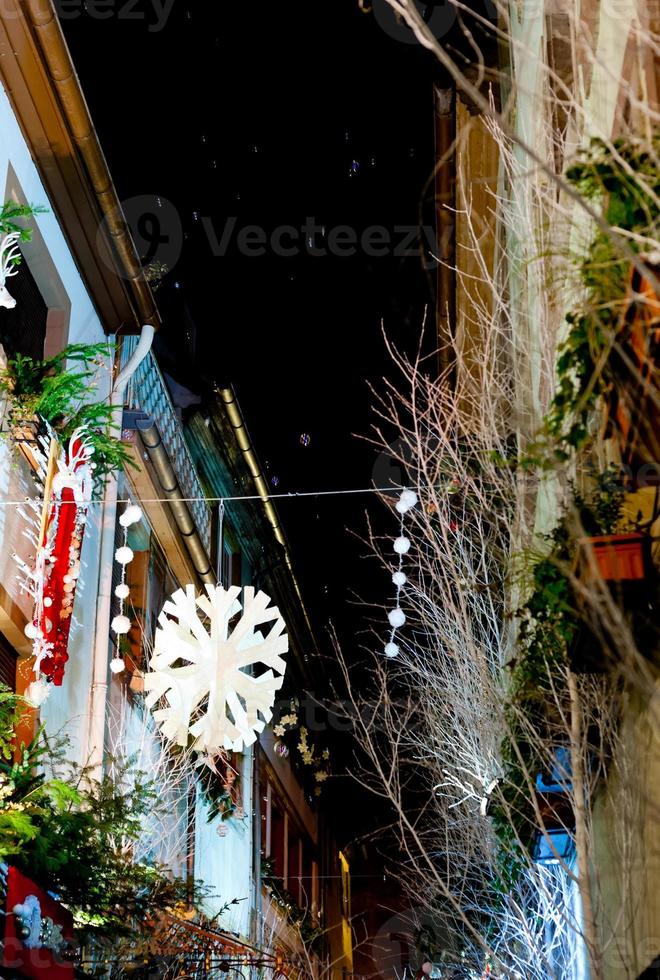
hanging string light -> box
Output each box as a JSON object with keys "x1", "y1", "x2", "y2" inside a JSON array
[{"x1": 384, "y1": 489, "x2": 417, "y2": 658}]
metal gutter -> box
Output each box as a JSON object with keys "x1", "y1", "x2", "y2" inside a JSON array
[
  {"x1": 218, "y1": 387, "x2": 317, "y2": 642},
  {"x1": 136, "y1": 419, "x2": 216, "y2": 585},
  {"x1": 22, "y1": 0, "x2": 161, "y2": 332}
]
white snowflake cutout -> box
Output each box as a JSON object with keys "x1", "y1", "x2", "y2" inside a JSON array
[{"x1": 144, "y1": 584, "x2": 288, "y2": 753}]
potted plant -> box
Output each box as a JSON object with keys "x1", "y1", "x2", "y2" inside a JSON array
[
  {"x1": 4, "y1": 404, "x2": 44, "y2": 456},
  {"x1": 0, "y1": 344, "x2": 134, "y2": 487}
]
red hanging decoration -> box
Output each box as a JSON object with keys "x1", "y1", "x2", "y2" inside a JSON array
[{"x1": 19, "y1": 431, "x2": 92, "y2": 688}]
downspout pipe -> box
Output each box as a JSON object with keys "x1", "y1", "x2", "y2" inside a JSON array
[{"x1": 86, "y1": 325, "x2": 155, "y2": 780}]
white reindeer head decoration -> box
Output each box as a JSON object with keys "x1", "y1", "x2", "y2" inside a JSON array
[{"x1": 0, "y1": 232, "x2": 22, "y2": 310}]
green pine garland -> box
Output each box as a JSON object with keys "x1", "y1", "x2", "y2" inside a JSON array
[
  {"x1": 0, "y1": 342, "x2": 136, "y2": 489},
  {"x1": 0, "y1": 202, "x2": 47, "y2": 249},
  {"x1": 0, "y1": 685, "x2": 203, "y2": 943}
]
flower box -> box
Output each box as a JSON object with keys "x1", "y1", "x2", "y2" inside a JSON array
[
  {"x1": 578, "y1": 532, "x2": 651, "y2": 583},
  {"x1": 5, "y1": 408, "x2": 41, "y2": 444},
  {"x1": 3, "y1": 408, "x2": 46, "y2": 471}
]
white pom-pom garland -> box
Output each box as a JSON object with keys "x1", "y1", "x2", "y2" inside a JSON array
[
  {"x1": 395, "y1": 489, "x2": 418, "y2": 514},
  {"x1": 109, "y1": 657, "x2": 126, "y2": 674},
  {"x1": 119, "y1": 505, "x2": 143, "y2": 528},
  {"x1": 111, "y1": 614, "x2": 131, "y2": 635},
  {"x1": 388, "y1": 608, "x2": 406, "y2": 629},
  {"x1": 393, "y1": 536, "x2": 411, "y2": 555},
  {"x1": 385, "y1": 491, "x2": 417, "y2": 660},
  {"x1": 113, "y1": 518, "x2": 135, "y2": 651},
  {"x1": 114, "y1": 546, "x2": 134, "y2": 565}
]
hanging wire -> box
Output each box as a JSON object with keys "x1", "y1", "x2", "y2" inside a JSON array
[{"x1": 0, "y1": 485, "x2": 409, "y2": 508}]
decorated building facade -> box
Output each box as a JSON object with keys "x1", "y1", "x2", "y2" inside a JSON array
[{"x1": 428, "y1": 0, "x2": 660, "y2": 976}]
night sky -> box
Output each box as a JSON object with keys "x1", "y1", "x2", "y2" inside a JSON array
[{"x1": 62, "y1": 0, "x2": 437, "y2": 648}]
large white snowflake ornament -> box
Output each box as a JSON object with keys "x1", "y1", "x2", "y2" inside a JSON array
[{"x1": 144, "y1": 584, "x2": 288, "y2": 753}]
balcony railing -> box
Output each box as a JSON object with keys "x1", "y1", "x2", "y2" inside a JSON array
[{"x1": 120, "y1": 336, "x2": 212, "y2": 553}]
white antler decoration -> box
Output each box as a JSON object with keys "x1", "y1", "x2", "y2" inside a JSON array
[{"x1": 0, "y1": 231, "x2": 22, "y2": 310}]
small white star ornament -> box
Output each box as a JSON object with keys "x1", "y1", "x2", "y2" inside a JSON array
[{"x1": 144, "y1": 584, "x2": 288, "y2": 753}]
